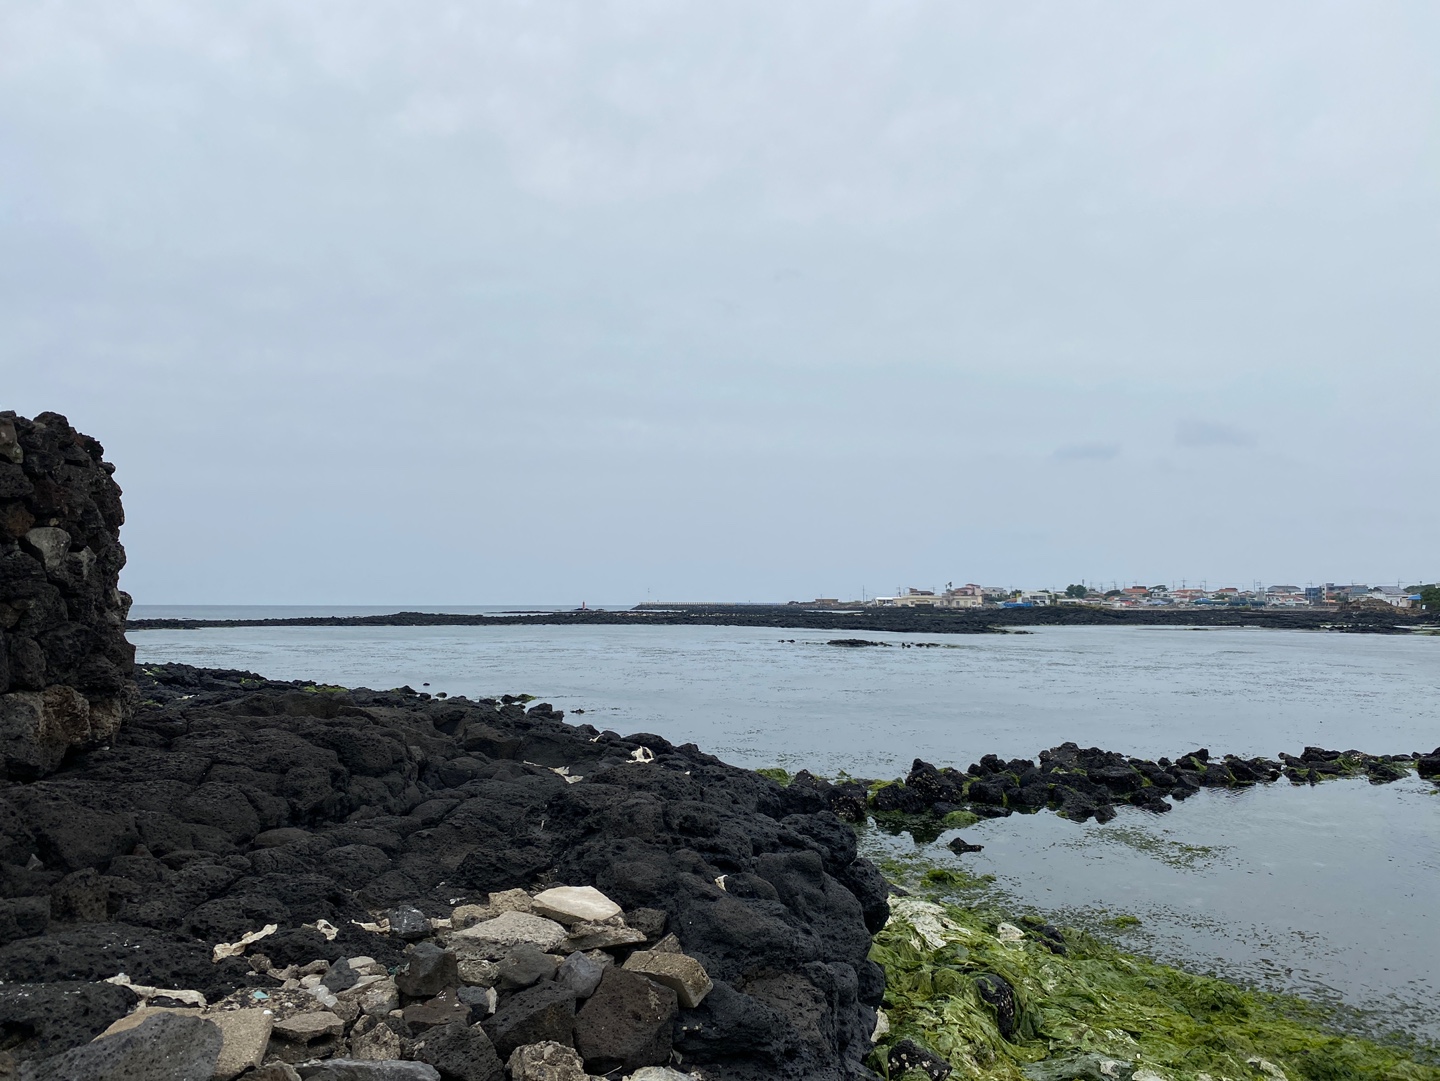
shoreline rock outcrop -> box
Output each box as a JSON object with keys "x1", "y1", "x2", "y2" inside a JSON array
[
  {"x1": 805, "y1": 742, "x2": 1440, "y2": 829},
  {"x1": 0, "y1": 412, "x2": 135, "y2": 780},
  {"x1": 0, "y1": 664, "x2": 889, "y2": 1080}
]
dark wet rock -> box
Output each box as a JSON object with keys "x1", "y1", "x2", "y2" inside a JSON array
[
  {"x1": 0, "y1": 980, "x2": 137, "y2": 1063},
  {"x1": 410, "y1": 1020, "x2": 504, "y2": 1081},
  {"x1": 389, "y1": 904, "x2": 431, "y2": 941},
  {"x1": 826, "y1": 782, "x2": 869, "y2": 822},
  {"x1": 623, "y1": 906, "x2": 668, "y2": 943},
  {"x1": 0, "y1": 896, "x2": 50, "y2": 946},
  {"x1": 323, "y1": 957, "x2": 362, "y2": 993},
  {"x1": 976, "y1": 972, "x2": 1018, "y2": 1039},
  {"x1": 966, "y1": 778, "x2": 1007, "y2": 806},
  {"x1": 573, "y1": 966, "x2": 676, "y2": 1074},
  {"x1": 1019, "y1": 919, "x2": 1067, "y2": 956},
  {"x1": 887, "y1": 1037, "x2": 952, "y2": 1080},
  {"x1": 404, "y1": 989, "x2": 475, "y2": 1031},
  {"x1": 18, "y1": 1010, "x2": 221, "y2": 1081},
  {"x1": 905, "y1": 760, "x2": 964, "y2": 805},
  {"x1": 494, "y1": 942, "x2": 557, "y2": 991},
  {"x1": 1131, "y1": 793, "x2": 1173, "y2": 814},
  {"x1": 456, "y1": 985, "x2": 495, "y2": 1015},
  {"x1": 396, "y1": 943, "x2": 460, "y2": 999},
  {"x1": 871, "y1": 782, "x2": 926, "y2": 814},
  {"x1": 554, "y1": 950, "x2": 605, "y2": 999},
  {"x1": 482, "y1": 982, "x2": 577, "y2": 1059},
  {"x1": 947, "y1": 837, "x2": 984, "y2": 854}
]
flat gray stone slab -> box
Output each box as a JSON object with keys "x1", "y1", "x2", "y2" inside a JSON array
[
  {"x1": 530, "y1": 885, "x2": 622, "y2": 926},
  {"x1": 452, "y1": 911, "x2": 567, "y2": 953}
]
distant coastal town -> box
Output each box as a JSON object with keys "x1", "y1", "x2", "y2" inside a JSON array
[{"x1": 792, "y1": 581, "x2": 1438, "y2": 611}]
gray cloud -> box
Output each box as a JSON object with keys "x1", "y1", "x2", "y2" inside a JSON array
[
  {"x1": 1054, "y1": 442, "x2": 1122, "y2": 462},
  {"x1": 2, "y1": 2, "x2": 1437, "y2": 599},
  {"x1": 1176, "y1": 421, "x2": 1258, "y2": 449}
]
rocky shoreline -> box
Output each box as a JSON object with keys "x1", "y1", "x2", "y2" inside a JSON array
[
  {"x1": 796, "y1": 741, "x2": 1440, "y2": 830},
  {"x1": 3, "y1": 665, "x2": 1435, "y2": 1080},
  {"x1": 125, "y1": 606, "x2": 1433, "y2": 636},
  {"x1": 0, "y1": 664, "x2": 889, "y2": 1080}
]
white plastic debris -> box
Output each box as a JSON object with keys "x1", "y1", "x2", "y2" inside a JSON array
[
  {"x1": 714, "y1": 875, "x2": 728, "y2": 891},
  {"x1": 886, "y1": 898, "x2": 969, "y2": 951},
  {"x1": 306, "y1": 919, "x2": 339, "y2": 941},
  {"x1": 352, "y1": 918, "x2": 391, "y2": 934},
  {"x1": 104, "y1": 973, "x2": 207, "y2": 1008},
  {"x1": 212, "y1": 923, "x2": 278, "y2": 962},
  {"x1": 630, "y1": 746, "x2": 655, "y2": 763},
  {"x1": 871, "y1": 1009, "x2": 890, "y2": 1042}
]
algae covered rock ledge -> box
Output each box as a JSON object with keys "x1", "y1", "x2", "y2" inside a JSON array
[{"x1": 868, "y1": 890, "x2": 1439, "y2": 1081}]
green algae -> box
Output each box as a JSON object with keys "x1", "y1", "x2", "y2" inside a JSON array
[
  {"x1": 1106, "y1": 914, "x2": 1143, "y2": 930},
  {"x1": 944, "y1": 809, "x2": 983, "y2": 828},
  {"x1": 870, "y1": 899, "x2": 1440, "y2": 1081},
  {"x1": 1066, "y1": 826, "x2": 1229, "y2": 871},
  {"x1": 756, "y1": 767, "x2": 793, "y2": 786}
]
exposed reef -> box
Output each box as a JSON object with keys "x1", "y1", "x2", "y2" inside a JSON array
[{"x1": 769, "y1": 743, "x2": 1440, "y2": 830}]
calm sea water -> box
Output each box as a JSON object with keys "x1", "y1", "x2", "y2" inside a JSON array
[{"x1": 128, "y1": 616, "x2": 1440, "y2": 1040}]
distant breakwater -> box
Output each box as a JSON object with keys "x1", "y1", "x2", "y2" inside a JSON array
[{"x1": 126, "y1": 605, "x2": 1432, "y2": 635}]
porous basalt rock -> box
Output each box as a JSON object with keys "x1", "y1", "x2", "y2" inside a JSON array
[
  {"x1": 0, "y1": 664, "x2": 891, "y2": 1080},
  {"x1": 854, "y1": 742, "x2": 1440, "y2": 828},
  {"x1": 0, "y1": 412, "x2": 134, "y2": 779}
]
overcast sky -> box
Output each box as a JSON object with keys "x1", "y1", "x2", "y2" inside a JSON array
[{"x1": 5, "y1": 2, "x2": 1437, "y2": 604}]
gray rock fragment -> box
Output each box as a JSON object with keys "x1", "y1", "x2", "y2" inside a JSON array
[
  {"x1": 388, "y1": 905, "x2": 431, "y2": 941},
  {"x1": 396, "y1": 942, "x2": 459, "y2": 998},
  {"x1": 19, "y1": 1012, "x2": 221, "y2": 1081},
  {"x1": 506, "y1": 1040, "x2": 587, "y2": 1081},
  {"x1": 554, "y1": 951, "x2": 605, "y2": 1000}
]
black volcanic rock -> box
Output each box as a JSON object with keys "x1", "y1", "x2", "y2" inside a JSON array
[
  {"x1": 0, "y1": 664, "x2": 887, "y2": 1080},
  {"x1": 0, "y1": 412, "x2": 135, "y2": 780}
]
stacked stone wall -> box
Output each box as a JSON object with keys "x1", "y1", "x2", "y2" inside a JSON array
[{"x1": 0, "y1": 411, "x2": 134, "y2": 778}]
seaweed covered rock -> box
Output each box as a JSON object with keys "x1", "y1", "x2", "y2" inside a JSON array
[{"x1": 0, "y1": 412, "x2": 135, "y2": 780}]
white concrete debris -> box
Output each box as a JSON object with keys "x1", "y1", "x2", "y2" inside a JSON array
[
  {"x1": 212, "y1": 923, "x2": 278, "y2": 962},
  {"x1": 104, "y1": 973, "x2": 207, "y2": 1008},
  {"x1": 531, "y1": 886, "x2": 623, "y2": 926}
]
